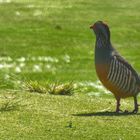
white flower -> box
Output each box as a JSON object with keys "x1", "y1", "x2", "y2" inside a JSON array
[
  {"x1": 0, "y1": 64, "x2": 4, "y2": 69},
  {"x1": 0, "y1": 56, "x2": 12, "y2": 62},
  {"x1": 15, "y1": 11, "x2": 20, "y2": 16},
  {"x1": 46, "y1": 64, "x2": 51, "y2": 69},
  {"x1": 17, "y1": 57, "x2": 26, "y2": 62},
  {"x1": 0, "y1": 0, "x2": 11, "y2": 3},
  {"x1": 63, "y1": 54, "x2": 70, "y2": 63},
  {"x1": 19, "y1": 63, "x2": 25, "y2": 68},
  {"x1": 15, "y1": 66, "x2": 21, "y2": 73},
  {"x1": 33, "y1": 64, "x2": 42, "y2": 72}
]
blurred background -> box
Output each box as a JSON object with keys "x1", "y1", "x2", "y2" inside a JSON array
[
  {"x1": 0, "y1": 0, "x2": 140, "y2": 89},
  {"x1": 0, "y1": 1, "x2": 140, "y2": 139}
]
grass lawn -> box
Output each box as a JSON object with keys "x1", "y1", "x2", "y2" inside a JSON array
[{"x1": 0, "y1": 0, "x2": 140, "y2": 139}]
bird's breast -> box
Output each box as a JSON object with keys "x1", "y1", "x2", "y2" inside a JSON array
[
  {"x1": 95, "y1": 63, "x2": 122, "y2": 98},
  {"x1": 95, "y1": 63, "x2": 109, "y2": 82}
]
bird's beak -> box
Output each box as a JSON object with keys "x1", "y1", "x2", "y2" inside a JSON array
[
  {"x1": 90, "y1": 25, "x2": 95, "y2": 29},
  {"x1": 90, "y1": 25, "x2": 93, "y2": 29}
]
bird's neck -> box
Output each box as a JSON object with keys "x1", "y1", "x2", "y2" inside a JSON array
[{"x1": 95, "y1": 40, "x2": 113, "y2": 64}]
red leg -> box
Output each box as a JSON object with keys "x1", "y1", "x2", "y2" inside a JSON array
[
  {"x1": 116, "y1": 98, "x2": 122, "y2": 113},
  {"x1": 132, "y1": 96, "x2": 139, "y2": 113}
]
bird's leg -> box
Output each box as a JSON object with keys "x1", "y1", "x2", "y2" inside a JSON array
[
  {"x1": 132, "y1": 96, "x2": 139, "y2": 113},
  {"x1": 115, "y1": 98, "x2": 122, "y2": 113}
]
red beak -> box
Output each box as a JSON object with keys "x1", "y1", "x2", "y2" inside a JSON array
[{"x1": 90, "y1": 25, "x2": 95, "y2": 29}]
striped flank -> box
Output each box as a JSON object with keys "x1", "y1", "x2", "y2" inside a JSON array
[{"x1": 107, "y1": 57, "x2": 138, "y2": 94}]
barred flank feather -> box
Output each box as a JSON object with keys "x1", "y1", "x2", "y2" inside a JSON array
[{"x1": 107, "y1": 56, "x2": 139, "y2": 94}]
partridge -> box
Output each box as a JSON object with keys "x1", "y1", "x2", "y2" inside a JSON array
[{"x1": 90, "y1": 21, "x2": 140, "y2": 113}]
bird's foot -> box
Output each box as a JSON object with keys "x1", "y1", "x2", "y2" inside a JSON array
[
  {"x1": 131, "y1": 108, "x2": 138, "y2": 114},
  {"x1": 115, "y1": 109, "x2": 123, "y2": 113},
  {"x1": 124, "y1": 110, "x2": 129, "y2": 113},
  {"x1": 132, "y1": 104, "x2": 139, "y2": 114}
]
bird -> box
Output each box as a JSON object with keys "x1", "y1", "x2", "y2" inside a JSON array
[{"x1": 90, "y1": 21, "x2": 140, "y2": 113}]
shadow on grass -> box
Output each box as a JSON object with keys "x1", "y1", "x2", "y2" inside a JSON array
[{"x1": 73, "y1": 111, "x2": 140, "y2": 117}]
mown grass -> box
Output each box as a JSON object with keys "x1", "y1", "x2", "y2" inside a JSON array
[
  {"x1": 0, "y1": 91, "x2": 140, "y2": 140},
  {"x1": 0, "y1": 0, "x2": 140, "y2": 139}
]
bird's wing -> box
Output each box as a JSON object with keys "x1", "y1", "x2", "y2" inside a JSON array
[{"x1": 113, "y1": 51, "x2": 140, "y2": 85}]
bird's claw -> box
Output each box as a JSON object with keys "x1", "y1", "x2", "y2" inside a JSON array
[
  {"x1": 115, "y1": 109, "x2": 130, "y2": 113},
  {"x1": 124, "y1": 110, "x2": 129, "y2": 113},
  {"x1": 131, "y1": 109, "x2": 138, "y2": 114},
  {"x1": 115, "y1": 109, "x2": 123, "y2": 113}
]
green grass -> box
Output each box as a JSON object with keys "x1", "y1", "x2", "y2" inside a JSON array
[
  {"x1": 0, "y1": 91, "x2": 140, "y2": 140},
  {"x1": 0, "y1": 0, "x2": 140, "y2": 139}
]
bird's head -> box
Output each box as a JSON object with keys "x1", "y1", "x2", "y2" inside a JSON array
[{"x1": 90, "y1": 21, "x2": 110, "y2": 41}]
